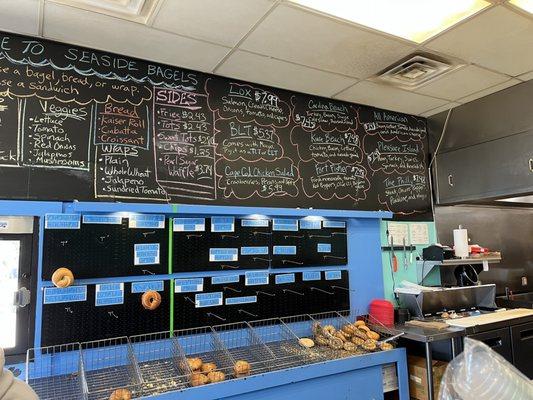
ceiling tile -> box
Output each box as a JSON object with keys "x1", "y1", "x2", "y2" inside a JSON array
[
  {"x1": 240, "y1": 4, "x2": 416, "y2": 78},
  {"x1": 334, "y1": 81, "x2": 448, "y2": 115},
  {"x1": 0, "y1": 0, "x2": 40, "y2": 36},
  {"x1": 517, "y1": 70, "x2": 533, "y2": 81},
  {"x1": 426, "y1": 6, "x2": 533, "y2": 76},
  {"x1": 420, "y1": 102, "x2": 460, "y2": 118},
  {"x1": 216, "y1": 50, "x2": 358, "y2": 97},
  {"x1": 43, "y1": 3, "x2": 231, "y2": 72},
  {"x1": 153, "y1": 0, "x2": 274, "y2": 47},
  {"x1": 415, "y1": 65, "x2": 510, "y2": 101},
  {"x1": 457, "y1": 78, "x2": 522, "y2": 103}
]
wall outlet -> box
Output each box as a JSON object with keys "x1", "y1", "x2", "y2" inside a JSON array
[{"x1": 522, "y1": 276, "x2": 528, "y2": 286}]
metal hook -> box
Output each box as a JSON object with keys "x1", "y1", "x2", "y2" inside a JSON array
[
  {"x1": 284, "y1": 234, "x2": 304, "y2": 239},
  {"x1": 323, "y1": 255, "x2": 346, "y2": 260},
  {"x1": 186, "y1": 234, "x2": 203, "y2": 239},
  {"x1": 184, "y1": 296, "x2": 195, "y2": 305},
  {"x1": 283, "y1": 289, "x2": 304, "y2": 296},
  {"x1": 64, "y1": 307, "x2": 73, "y2": 314},
  {"x1": 253, "y1": 257, "x2": 272, "y2": 262},
  {"x1": 97, "y1": 235, "x2": 109, "y2": 243},
  {"x1": 253, "y1": 231, "x2": 272, "y2": 236},
  {"x1": 221, "y1": 264, "x2": 239, "y2": 270},
  {"x1": 330, "y1": 285, "x2": 350, "y2": 291},
  {"x1": 141, "y1": 269, "x2": 155, "y2": 275},
  {"x1": 308, "y1": 234, "x2": 331, "y2": 239},
  {"x1": 256, "y1": 290, "x2": 275, "y2": 297},
  {"x1": 238, "y1": 309, "x2": 258, "y2": 318},
  {"x1": 282, "y1": 260, "x2": 304, "y2": 265},
  {"x1": 142, "y1": 231, "x2": 156, "y2": 237},
  {"x1": 206, "y1": 312, "x2": 226, "y2": 322},
  {"x1": 223, "y1": 286, "x2": 241, "y2": 293},
  {"x1": 107, "y1": 311, "x2": 119, "y2": 319},
  {"x1": 221, "y1": 234, "x2": 239, "y2": 239},
  {"x1": 332, "y1": 232, "x2": 347, "y2": 236},
  {"x1": 310, "y1": 287, "x2": 334, "y2": 295},
  {"x1": 60, "y1": 240, "x2": 69, "y2": 246}
]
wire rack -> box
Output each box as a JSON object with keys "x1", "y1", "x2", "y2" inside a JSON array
[
  {"x1": 129, "y1": 331, "x2": 188, "y2": 396},
  {"x1": 248, "y1": 318, "x2": 322, "y2": 370},
  {"x1": 173, "y1": 326, "x2": 234, "y2": 387},
  {"x1": 81, "y1": 337, "x2": 143, "y2": 400},
  {"x1": 26, "y1": 310, "x2": 403, "y2": 398},
  {"x1": 26, "y1": 343, "x2": 85, "y2": 400},
  {"x1": 212, "y1": 321, "x2": 277, "y2": 378}
]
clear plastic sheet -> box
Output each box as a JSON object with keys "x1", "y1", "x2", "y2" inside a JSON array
[{"x1": 439, "y1": 338, "x2": 533, "y2": 400}]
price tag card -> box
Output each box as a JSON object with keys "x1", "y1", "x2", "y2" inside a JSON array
[
  {"x1": 323, "y1": 220, "x2": 346, "y2": 229},
  {"x1": 241, "y1": 246, "x2": 269, "y2": 255},
  {"x1": 211, "y1": 217, "x2": 235, "y2": 233},
  {"x1": 129, "y1": 214, "x2": 165, "y2": 229},
  {"x1": 45, "y1": 214, "x2": 80, "y2": 229},
  {"x1": 225, "y1": 296, "x2": 257, "y2": 305},
  {"x1": 44, "y1": 286, "x2": 87, "y2": 304},
  {"x1": 173, "y1": 218, "x2": 205, "y2": 232},
  {"x1": 195, "y1": 292, "x2": 223, "y2": 308},
  {"x1": 209, "y1": 248, "x2": 238, "y2": 262},
  {"x1": 317, "y1": 243, "x2": 332, "y2": 253},
  {"x1": 175, "y1": 278, "x2": 204, "y2": 293},
  {"x1": 409, "y1": 223, "x2": 429, "y2": 245},
  {"x1": 211, "y1": 275, "x2": 240, "y2": 285},
  {"x1": 131, "y1": 281, "x2": 164, "y2": 293},
  {"x1": 387, "y1": 222, "x2": 409, "y2": 245},
  {"x1": 273, "y1": 245, "x2": 297, "y2": 255},
  {"x1": 272, "y1": 218, "x2": 298, "y2": 231},
  {"x1": 83, "y1": 215, "x2": 122, "y2": 225},
  {"x1": 325, "y1": 271, "x2": 342, "y2": 280},
  {"x1": 241, "y1": 219, "x2": 269, "y2": 227},
  {"x1": 134, "y1": 243, "x2": 160, "y2": 265},
  {"x1": 303, "y1": 271, "x2": 321, "y2": 281},
  {"x1": 299, "y1": 219, "x2": 322, "y2": 230},
  {"x1": 275, "y1": 273, "x2": 295, "y2": 284},
  {"x1": 95, "y1": 283, "x2": 124, "y2": 306},
  {"x1": 245, "y1": 271, "x2": 269, "y2": 286}
]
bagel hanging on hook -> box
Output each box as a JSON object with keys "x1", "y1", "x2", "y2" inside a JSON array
[
  {"x1": 51, "y1": 267, "x2": 74, "y2": 288},
  {"x1": 141, "y1": 290, "x2": 161, "y2": 310}
]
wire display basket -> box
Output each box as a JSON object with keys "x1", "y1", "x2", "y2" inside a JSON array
[
  {"x1": 279, "y1": 313, "x2": 332, "y2": 362},
  {"x1": 81, "y1": 337, "x2": 142, "y2": 400},
  {"x1": 212, "y1": 321, "x2": 277, "y2": 378},
  {"x1": 248, "y1": 318, "x2": 321, "y2": 370},
  {"x1": 129, "y1": 331, "x2": 188, "y2": 396},
  {"x1": 173, "y1": 326, "x2": 234, "y2": 387},
  {"x1": 26, "y1": 343, "x2": 85, "y2": 400}
]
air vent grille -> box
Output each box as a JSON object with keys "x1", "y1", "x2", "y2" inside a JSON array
[
  {"x1": 50, "y1": 0, "x2": 160, "y2": 23},
  {"x1": 375, "y1": 54, "x2": 458, "y2": 89}
]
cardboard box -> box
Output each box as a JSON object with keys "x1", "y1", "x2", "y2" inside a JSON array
[{"x1": 408, "y1": 355, "x2": 448, "y2": 400}]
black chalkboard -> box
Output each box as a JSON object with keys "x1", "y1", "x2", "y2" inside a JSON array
[{"x1": 0, "y1": 32, "x2": 431, "y2": 217}]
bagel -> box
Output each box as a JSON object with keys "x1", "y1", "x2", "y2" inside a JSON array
[
  {"x1": 141, "y1": 290, "x2": 161, "y2": 310},
  {"x1": 190, "y1": 372, "x2": 209, "y2": 387},
  {"x1": 186, "y1": 357, "x2": 203, "y2": 371},
  {"x1": 201, "y1": 362, "x2": 217, "y2": 373},
  {"x1": 51, "y1": 267, "x2": 74, "y2": 288},
  {"x1": 234, "y1": 360, "x2": 251, "y2": 377},
  {"x1": 109, "y1": 388, "x2": 131, "y2": 400},
  {"x1": 207, "y1": 370, "x2": 225, "y2": 383}
]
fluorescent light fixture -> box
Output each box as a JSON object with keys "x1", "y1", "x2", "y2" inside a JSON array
[
  {"x1": 509, "y1": 0, "x2": 533, "y2": 14},
  {"x1": 289, "y1": 0, "x2": 491, "y2": 43}
]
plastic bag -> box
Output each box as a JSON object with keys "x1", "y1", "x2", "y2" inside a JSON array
[{"x1": 439, "y1": 338, "x2": 533, "y2": 400}]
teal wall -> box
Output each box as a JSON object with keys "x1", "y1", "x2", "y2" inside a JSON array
[{"x1": 380, "y1": 220, "x2": 440, "y2": 305}]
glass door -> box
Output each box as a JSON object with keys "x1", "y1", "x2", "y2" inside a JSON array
[
  {"x1": 0, "y1": 222, "x2": 35, "y2": 359},
  {"x1": 0, "y1": 240, "x2": 21, "y2": 349}
]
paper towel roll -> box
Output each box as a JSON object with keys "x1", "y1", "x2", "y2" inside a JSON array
[{"x1": 453, "y1": 228, "x2": 469, "y2": 258}]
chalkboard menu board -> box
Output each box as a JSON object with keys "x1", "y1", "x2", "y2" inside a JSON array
[{"x1": 0, "y1": 32, "x2": 431, "y2": 216}]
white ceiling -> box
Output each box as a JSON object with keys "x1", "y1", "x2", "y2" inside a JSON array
[{"x1": 1, "y1": 0, "x2": 532, "y2": 117}]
